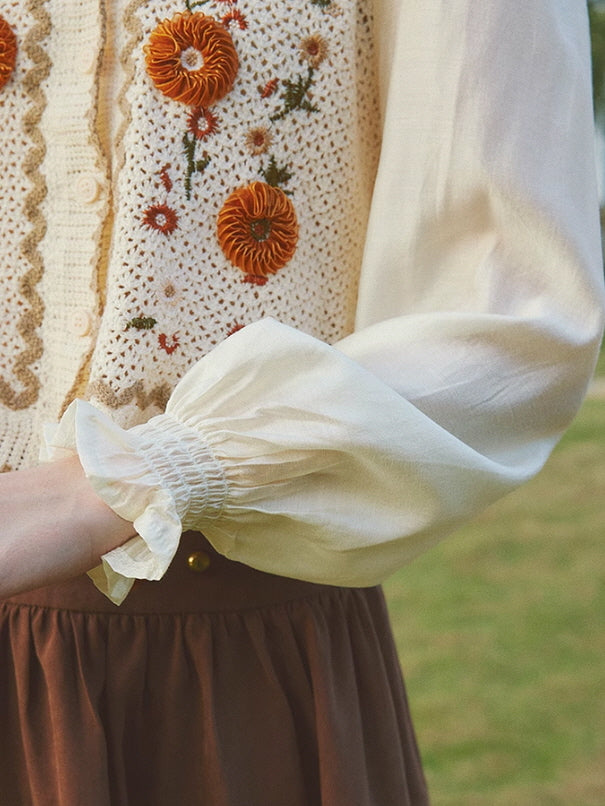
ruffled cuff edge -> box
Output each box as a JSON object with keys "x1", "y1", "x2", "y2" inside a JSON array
[{"x1": 42, "y1": 399, "x2": 182, "y2": 605}]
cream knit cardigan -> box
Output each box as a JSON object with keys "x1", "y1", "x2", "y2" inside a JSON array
[{"x1": 0, "y1": 0, "x2": 603, "y2": 602}]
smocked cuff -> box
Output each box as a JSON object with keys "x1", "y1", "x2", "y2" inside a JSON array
[{"x1": 42, "y1": 400, "x2": 227, "y2": 605}]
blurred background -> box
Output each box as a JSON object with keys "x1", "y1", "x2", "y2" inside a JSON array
[{"x1": 383, "y1": 5, "x2": 605, "y2": 804}]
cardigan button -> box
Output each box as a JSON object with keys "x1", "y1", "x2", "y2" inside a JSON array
[
  {"x1": 75, "y1": 174, "x2": 102, "y2": 204},
  {"x1": 186, "y1": 551, "x2": 211, "y2": 573},
  {"x1": 77, "y1": 49, "x2": 97, "y2": 75},
  {"x1": 71, "y1": 309, "x2": 94, "y2": 337}
]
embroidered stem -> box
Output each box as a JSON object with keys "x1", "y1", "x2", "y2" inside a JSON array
[
  {"x1": 270, "y1": 66, "x2": 318, "y2": 122},
  {"x1": 185, "y1": 0, "x2": 212, "y2": 12},
  {"x1": 260, "y1": 155, "x2": 293, "y2": 192},
  {"x1": 183, "y1": 132, "x2": 211, "y2": 199}
]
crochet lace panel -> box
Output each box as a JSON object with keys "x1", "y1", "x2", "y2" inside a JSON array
[{"x1": 87, "y1": 0, "x2": 381, "y2": 425}]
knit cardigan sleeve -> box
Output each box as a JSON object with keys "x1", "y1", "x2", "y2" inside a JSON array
[{"x1": 45, "y1": 0, "x2": 605, "y2": 604}]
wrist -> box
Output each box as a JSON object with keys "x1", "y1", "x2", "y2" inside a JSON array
[{"x1": 0, "y1": 456, "x2": 136, "y2": 598}]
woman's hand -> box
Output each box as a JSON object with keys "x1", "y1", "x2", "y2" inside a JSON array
[{"x1": 0, "y1": 456, "x2": 136, "y2": 598}]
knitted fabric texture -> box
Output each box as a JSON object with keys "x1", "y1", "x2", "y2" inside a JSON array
[
  {"x1": 86, "y1": 0, "x2": 380, "y2": 428},
  {"x1": 0, "y1": 0, "x2": 380, "y2": 467}
]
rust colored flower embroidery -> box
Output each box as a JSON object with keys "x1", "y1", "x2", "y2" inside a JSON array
[
  {"x1": 159, "y1": 333, "x2": 180, "y2": 354},
  {"x1": 187, "y1": 106, "x2": 219, "y2": 140},
  {"x1": 142, "y1": 204, "x2": 179, "y2": 235},
  {"x1": 217, "y1": 182, "x2": 298, "y2": 284},
  {"x1": 222, "y1": 9, "x2": 248, "y2": 30},
  {"x1": 144, "y1": 12, "x2": 238, "y2": 107},
  {"x1": 0, "y1": 15, "x2": 17, "y2": 91}
]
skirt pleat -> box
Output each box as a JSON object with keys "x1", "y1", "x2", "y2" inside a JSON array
[{"x1": 0, "y1": 533, "x2": 429, "y2": 806}]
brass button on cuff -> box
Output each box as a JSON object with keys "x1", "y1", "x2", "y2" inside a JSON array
[{"x1": 187, "y1": 550, "x2": 211, "y2": 573}]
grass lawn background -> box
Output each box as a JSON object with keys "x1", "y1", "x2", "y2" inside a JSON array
[{"x1": 384, "y1": 389, "x2": 605, "y2": 804}]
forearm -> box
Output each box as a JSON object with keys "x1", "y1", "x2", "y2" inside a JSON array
[{"x1": 0, "y1": 456, "x2": 136, "y2": 598}]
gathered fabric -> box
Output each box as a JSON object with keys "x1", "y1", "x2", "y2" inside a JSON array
[
  {"x1": 0, "y1": 1, "x2": 602, "y2": 604},
  {"x1": 0, "y1": 533, "x2": 429, "y2": 806}
]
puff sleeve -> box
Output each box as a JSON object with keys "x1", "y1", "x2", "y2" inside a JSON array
[{"x1": 45, "y1": 0, "x2": 605, "y2": 604}]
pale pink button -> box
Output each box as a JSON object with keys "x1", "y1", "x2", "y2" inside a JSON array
[
  {"x1": 75, "y1": 174, "x2": 102, "y2": 204},
  {"x1": 72, "y1": 310, "x2": 93, "y2": 337}
]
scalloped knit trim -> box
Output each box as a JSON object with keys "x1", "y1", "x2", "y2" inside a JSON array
[
  {"x1": 0, "y1": 0, "x2": 50, "y2": 410},
  {"x1": 87, "y1": 378, "x2": 171, "y2": 412}
]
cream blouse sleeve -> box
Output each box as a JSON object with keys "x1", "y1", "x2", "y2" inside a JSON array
[{"x1": 44, "y1": 0, "x2": 605, "y2": 604}]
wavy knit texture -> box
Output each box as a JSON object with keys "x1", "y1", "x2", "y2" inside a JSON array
[
  {"x1": 0, "y1": 0, "x2": 50, "y2": 471},
  {"x1": 86, "y1": 0, "x2": 380, "y2": 427}
]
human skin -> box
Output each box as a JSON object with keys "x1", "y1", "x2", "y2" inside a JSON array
[{"x1": 0, "y1": 456, "x2": 136, "y2": 598}]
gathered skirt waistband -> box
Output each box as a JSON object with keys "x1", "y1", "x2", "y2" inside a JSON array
[{"x1": 5, "y1": 531, "x2": 348, "y2": 615}]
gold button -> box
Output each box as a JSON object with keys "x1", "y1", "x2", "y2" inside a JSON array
[{"x1": 187, "y1": 550, "x2": 211, "y2": 573}]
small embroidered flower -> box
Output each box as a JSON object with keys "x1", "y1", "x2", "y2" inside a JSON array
[
  {"x1": 159, "y1": 164, "x2": 173, "y2": 192},
  {"x1": 142, "y1": 204, "x2": 179, "y2": 235},
  {"x1": 217, "y1": 181, "x2": 298, "y2": 284},
  {"x1": 299, "y1": 35, "x2": 328, "y2": 68},
  {"x1": 0, "y1": 15, "x2": 17, "y2": 91},
  {"x1": 259, "y1": 78, "x2": 279, "y2": 98},
  {"x1": 144, "y1": 12, "x2": 238, "y2": 107},
  {"x1": 159, "y1": 332, "x2": 180, "y2": 354},
  {"x1": 245, "y1": 126, "x2": 273, "y2": 156},
  {"x1": 152, "y1": 282, "x2": 182, "y2": 308},
  {"x1": 222, "y1": 9, "x2": 248, "y2": 30},
  {"x1": 187, "y1": 106, "x2": 219, "y2": 140}
]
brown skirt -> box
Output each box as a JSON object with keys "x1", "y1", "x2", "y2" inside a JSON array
[{"x1": 0, "y1": 532, "x2": 429, "y2": 806}]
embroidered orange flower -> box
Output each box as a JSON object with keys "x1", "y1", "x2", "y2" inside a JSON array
[
  {"x1": 222, "y1": 9, "x2": 248, "y2": 31},
  {"x1": 217, "y1": 182, "x2": 298, "y2": 283},
  {"x1": 187, "y1": 106, "x2": 219, "y2": 139},
  {"x1": 0, "y1": 15, "x2": 17, "y2": 91},
  {"x1": 142, "y1": 204, "x2": 179, "y2": 235},
  {"x1": 144, "y1": 12, "x2": 238, "y2": 107}
]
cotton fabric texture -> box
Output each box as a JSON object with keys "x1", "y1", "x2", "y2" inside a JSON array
[
  {"x1": 0, "y1": 1, "x2": 602, "y2": 600},
  {"x1": 1, "y1": 533, "x2": 429, "y2": 806}
]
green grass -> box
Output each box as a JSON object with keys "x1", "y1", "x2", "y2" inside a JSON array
[
  {"x1": 594, "y1": 346, "x2": 605, "y2": 378},
  {"x1": 384, "y1": 399, "x2": 605, "y2": 805}
]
